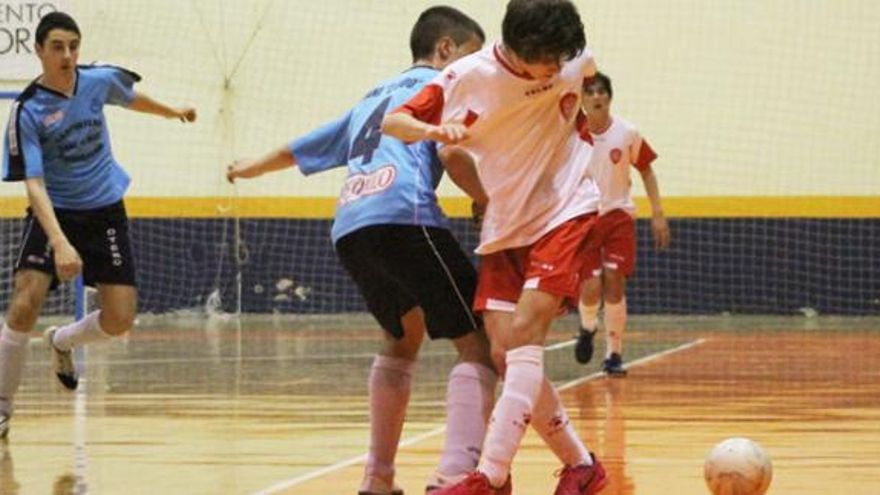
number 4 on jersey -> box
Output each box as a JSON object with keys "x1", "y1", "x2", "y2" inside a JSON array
[{"x1": 349, "y1": 96, "x2": 391, "y2": 164}]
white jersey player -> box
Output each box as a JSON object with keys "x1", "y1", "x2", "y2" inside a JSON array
[
  {"x1": 383, "y1": 1, "x2": 608, "y2": 494},
  {"x1": 574, "y1": 72, "x2": 671, "y2": 376}
]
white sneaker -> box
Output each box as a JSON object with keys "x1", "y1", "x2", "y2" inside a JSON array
[{"x1": 44, "y1": 327, "x2": 78, "y2": 391}]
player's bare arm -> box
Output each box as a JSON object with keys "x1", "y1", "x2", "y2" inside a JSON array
[
  {"x1": 226, "y1": 146, "x2": 295, "y2": 183},
  {"x1": 127, "y1": 92, "x2": 196, "y2": 122},
  {"x1": 638, "y1": 166, "x2": 671, "y2": 249},
  {"x1": 23, "y1": 178, "x2": 83, "y2": 281},
  {"x1": 381, "y1": 113, "x2": 467, "y2": 145},
  {"x1": 438, "y1": 146, "x2": 487, "y2": 207}
]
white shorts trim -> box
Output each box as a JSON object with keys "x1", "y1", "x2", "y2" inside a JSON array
[{"x1": 485, "y1": 298, "x2": 516, "y2": 313}]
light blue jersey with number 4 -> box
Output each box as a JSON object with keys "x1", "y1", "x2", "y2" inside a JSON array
[{"x1": 289, "y1": 66, "x2": 449, "y2": 244}]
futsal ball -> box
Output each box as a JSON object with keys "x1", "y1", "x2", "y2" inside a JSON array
[{"x1": 704, "y1": 437, "x2": 773, "y2": 495}]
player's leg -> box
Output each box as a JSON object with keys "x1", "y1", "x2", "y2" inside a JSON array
[
  {"x1": 360, "y1": 307, "x2": 423, "y2": 495},
  {"x1": 486, "y1": 308, "x2": 594, "y2": 469},
  {"x1": 601, "y1": 271, "x2": 627, "y2": 376},
  {"x1": 427, "y1": 330, "x2": 496, "y2": 491},
  {"x1": 599, "y1": 210, "x2": 636, "y2": 377},
  {"x1": 1, "y1": 270, "x2": 52, "y2": 438},
  {"x1": 574, "y1": 214, "x2": 607, "y2": 365},
  {"x1": 2, "y1": 209, "x2": 58, "y2": 436},
  {"x1": 336, "y1": 226, "x2": 421, "y2": 495},
  {"x1": 470, "y1": 290, "x2": 559, "y2": 491},
  {"x1": 386, "y1": 226, "x2": 498, "y2": 491},
  {"x1": 47, "y1": 201, "x2": 138, "y2": 390}
]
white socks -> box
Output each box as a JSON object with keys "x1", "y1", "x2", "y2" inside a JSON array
[
  {"x1": 0, "y1": 324, "x2": 30, "y2": 415},
  {"x1": 604, "y1": 299, "x2": 626, "y2": 356},
  {"x1": 532, "y1": 377, "x2": 592, "y2": 466},
  {"x1": 362, "y1": 355, "x2": 414, "y2": 491},
  {"x1": 436, "y1": 362, "x2": 498, "y2": 478},
  {"x1": 51, "y1": 311, "x2": 112, "y2": 352},
  {"x1": 478, "y1": 345, "x2": 544, "y2": 487},
  {"x1": 578, "y1": 300, "x2": 600, "y2": 331}
]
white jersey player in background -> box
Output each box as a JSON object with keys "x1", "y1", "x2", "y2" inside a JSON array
[{"x1": 574, "y1": 72, "x2": 671, "y2": 375}]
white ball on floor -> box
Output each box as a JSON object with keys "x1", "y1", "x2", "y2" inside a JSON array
[{"x1": 704, "y1": 437, "x2": 772, "y2": 495}]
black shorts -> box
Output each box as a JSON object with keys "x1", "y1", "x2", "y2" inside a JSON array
[
  {"x1": 335, "y1": 225, "x2": 481, "y2": 340},
  {"x1": 14, "y1": 200, "x2": 137, "y2": 290}
]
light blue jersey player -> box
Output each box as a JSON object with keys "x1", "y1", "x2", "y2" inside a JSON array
[
  {"x1": 0, "y1": 12, "x2": 196, "y2": 441},
  {"x1": 291, "y1": 65, "x2": 448, "y2": 243},
  {"x1": 3, "y1": 64, "x2": 138, "y2": 209},
  {"x1": 226, "y1": 7, "x2": 500, "y2": 495}
]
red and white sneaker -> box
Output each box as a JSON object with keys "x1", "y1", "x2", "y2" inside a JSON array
[
  {"x1": 554, "y1": 454, "x2": 607, "y2": 495},
  {"x1": 425, "y1": 471, "x2": 466, "y2": 493},
  {"x1": 432, "y1": 472, "x2": 511, "y2": 495}
]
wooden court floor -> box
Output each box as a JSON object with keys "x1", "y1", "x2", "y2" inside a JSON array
[{"x1": 0, "y1": 315, "x2": 878, "y2": 494}]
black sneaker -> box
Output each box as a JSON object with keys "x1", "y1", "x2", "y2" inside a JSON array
[
  {"x1": 45, "y1": 327, "x2": 79, "y2": 391},
  {"x1": 0, "y1": 412, "x2": 9, "y2": 439},
  {"x1": 574, "y1": 327, "x2": 597, "y2": 364},
  {"x1": 602, "y1": 353, "x2": 628, "y2": 377}
]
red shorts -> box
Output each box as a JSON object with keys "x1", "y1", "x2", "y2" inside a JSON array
[
  {"x1": 580, "y1": 208, "x2": 637, "y2": 279},
  {"x1": 474, "y1": 213, "x2": 598, "y2": 312}
]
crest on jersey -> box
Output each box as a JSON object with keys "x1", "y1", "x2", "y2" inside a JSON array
[
  {"x1": 463, "y1": 109, "x2": 479, "y2": 127},
  {"x1": 445, "y1": 70, "x2": 457, "y2": 82},
  {"x1": 558, "y1": 91, "x2": 578, "y2": 121},
  {"x1": 609, "y1": 148, "x2": 622, "y2": 164},
  {"x1": 43, "y1": 109, "x2": 65, "y2": 126}
]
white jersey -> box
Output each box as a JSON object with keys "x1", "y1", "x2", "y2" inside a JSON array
[
  {"x1": 399, "y1": 43, "x2": 600, "y2": 254},
  {"x1": 587, "y1": 116, "x2": 657, "y2": 216}
]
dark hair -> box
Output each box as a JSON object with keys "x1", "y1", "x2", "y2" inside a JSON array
[
  {"x1": 36, "y1": 11, "x2": 80, "y2": 46},
  {"x1": 502, "y1": 0, "x2": 586, "y2": 63},
  {"x1": 584, "y1": 71, "x2": 613, "y2": 98},
  {"x1": 410, "y1": 6, "x2": 485, "y2": 61}
]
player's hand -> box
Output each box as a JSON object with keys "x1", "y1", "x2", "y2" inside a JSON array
[
  {"x1": 51, "y1": 239, "x2": 83, "y2": 282},
  {"x1": 427, "y1": 123, "x2": 468, "y2": 144},
  {"x1": 651, "y1": 214, "x2": 671, "y2": 249},
  {"x1": 226, "y1": 159, "x2": 256, "y2": 183},
  {"x1": 174, "y1": 107, "x2": 197, "y2": 123}
]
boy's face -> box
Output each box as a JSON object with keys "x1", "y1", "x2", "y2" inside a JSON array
[
  {"x1": 583, "y1": 81, "x2": 611, "y2": 116},
  {"x1": 36, "y1": 29, "x2": 80, "y2": 77}
]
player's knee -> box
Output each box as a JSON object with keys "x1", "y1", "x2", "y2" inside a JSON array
[
  {"x1": 603, "y1": 282, "x2": 625, "y2": 303},
  {"x1": 100, "y1": 308, "x2": 136, "y2": 336},
  {"x1": 509, "y1": 316, "x2": 550, "y2": 347},
  {"x1": 6, "y1": 294, "x2": 42, "y2": 331}
]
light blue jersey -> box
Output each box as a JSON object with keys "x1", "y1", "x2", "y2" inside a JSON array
[
  {"x1": 2, "y1": 65, "x2": 139, "y2": 210},
  {"x1": 290, "y1": 66, "x2": 449, "y2": 244}
]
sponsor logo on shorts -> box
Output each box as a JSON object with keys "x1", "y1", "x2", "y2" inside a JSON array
[
  {"x1": 106, "y1": 227, "x2": 123, "y2": 267},
  {"x1": 339, "y1": 165, "x2": 397, "y2": 206},
  {"x1": 27, "y1": 255, "x2": 46, "y2": 265}
]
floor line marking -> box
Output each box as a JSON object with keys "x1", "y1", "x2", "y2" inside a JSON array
[{"x1": 253, "y1": 337, "x2": 707, "y2": 495}]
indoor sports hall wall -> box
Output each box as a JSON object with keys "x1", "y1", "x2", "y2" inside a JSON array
[{"x1": 1, "y1": 0, "x2": 878, "y2": 315}]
